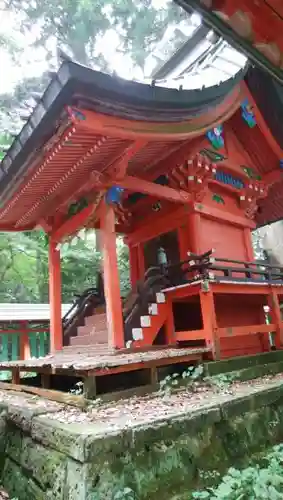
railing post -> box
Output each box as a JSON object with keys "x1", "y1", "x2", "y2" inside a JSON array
[
  {"x1": 49, "y1": 238, "x2": 63, "y2": 352},
  {"x1": 164, "y1": 298, "x2": 176, "y2": 345}
]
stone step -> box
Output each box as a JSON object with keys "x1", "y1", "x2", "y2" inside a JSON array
[
  {"x1": 84, "y1": 313, "x2": 107, "y2": 327},
  {"x1": 61, "y1": 345, "x2": 115, "y2": 355},
  {"x1": 70, "y1": 334, "x2": 109, "y2": 347},
  {"x1": 77, "y1": 325, "x2": 108, "y2": 338}
]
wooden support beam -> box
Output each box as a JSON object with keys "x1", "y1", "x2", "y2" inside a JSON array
[
  {"x1": 200, "y1": 288, "x2": 220, "y2": 360},
  {"x1": 0, "y1": 224, "x2": 34, "y2": 232},
  {"x1": 49, "y1": 239, "x2": 63, "y2": 352},
  {"x1": 51, "y1": 199, "x2": 101, "y2": 242},
  {"x1": 100, "y1": 201, "x2": 124, "y2": 349},
  {"x1": 112, "y1": 176, "x2": 190, "y2": 203},
  {"x1": 164, "y1": 298, "x2": 176, "y2": 345},
  {"x1": 0, "y1": 381, "x2": 86, "y2": 407},
  {"x1": 193, "y1": 202, "x2": 256, "y2": 229},
  {"x1": 268, "y1": 289, "x2": 283, "y2": 349}
]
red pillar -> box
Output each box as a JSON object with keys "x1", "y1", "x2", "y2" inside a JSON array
[
  {"x1": 244, "y1": 227, "x2": 254, "y2": 261},
  {"x1": 200, "y1": 288, "x2": 220, "y2": 360},
  {"x1": 188, "y1": 212, "x2": 201, "y2": 254},
  {"x1": 100, "y1": 201, "x2": 124, "y2": 348},
  {"x1": 177, "y1": 225, "x2": 188, "y2": 261},
  {"x1": 48, "y1": 239, "x2": 63, "y2": 352},
  {"x1": 19, "y1": 320, "x2": 30, "y2": 360}
]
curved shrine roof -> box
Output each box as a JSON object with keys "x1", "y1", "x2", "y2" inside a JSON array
[{"x1": 0, "y1": 61, "x2": 283, "y2": 231}]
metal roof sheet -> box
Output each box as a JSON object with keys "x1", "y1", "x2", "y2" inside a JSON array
[{"x1": 0, "y1": 304, "x2": 71, "y2": 322}]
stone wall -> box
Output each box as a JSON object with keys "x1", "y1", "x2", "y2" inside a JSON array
[{"x1": 2, "y1": 382, "x2": 283, "y2": 499}]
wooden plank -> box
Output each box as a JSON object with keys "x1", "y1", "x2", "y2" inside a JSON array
[
  {"x1": 83, "y1": 376, "x2": 97, "y2": 399},
  {"x1": 12, "y1": 368, "x2": 20, "y2": 385},
  {"x1": 89, "y1": 352, "x2": 204, "y2": 377},
  {"x1": 175, "y1": 329, "x2": 207, "y2": 341},
  {"x1": 218, "y1": 324, "x2": 276, "y2": 338},
  {"x1": 211, "y1": 283, "x2": 272, "y2": 295},
  {"x1": 0, "y1": 381, "x2": 86, "y2": 408}
]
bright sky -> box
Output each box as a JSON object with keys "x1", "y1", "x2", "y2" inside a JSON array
[
  {"x1": 0, "y1": 0, "x2": 246, "y2": 95},
  {"x1": 0, "y1": 10, "x2": 50, "y2": 93}
]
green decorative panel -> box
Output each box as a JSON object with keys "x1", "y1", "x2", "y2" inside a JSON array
[{"x1": 212, "y1": 194, "x2": 225, "y2": 204}]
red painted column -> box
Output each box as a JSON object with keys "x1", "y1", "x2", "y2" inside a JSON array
[
  {"x1": 100, "y1": 201, "x2": 125, "y2": 348},
  {"x1": 177, "y1": 224, "x2": 188, "y2": 261},
  {"x1": 244, "y1": 227, "x2": 254, "y2": 261},
  {"x1": 188, "y1": 212, "x2": 201, "y2": 254},
  {"x1": 200, "y1": 288, "x2": 220, "y2": 360},
  {"x1": 19, "y1": 320, "x2": 30, "y2": 360},
  {"x1": 48, "y1": 239, "x2": 63, "y2": 352}
]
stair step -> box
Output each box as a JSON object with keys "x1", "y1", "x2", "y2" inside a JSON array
[
  {"x1": 84, "y1": 313, "x2": 107, "y2": 327},
  {"x1": 132, "y1": 328, "x2": 143, "y2": 340},
  {"x1": 140, "y1": 315, "x2": 151, "y2": 327},
  {"x1": 62, "y1": 345, "x2": 114, "y2": 353},
  {"x1": 148, "y1": 303, "x2": 158, "y2": 315},
  {"x1": 156, "y1": 292, "x2": 166, "y2": 303},
  {"x1": 77, "y1": 325, "x2": 108, "y2": 338},
  {"x1": 70, "y1": 334, "x2": 108, "y2": 347}
]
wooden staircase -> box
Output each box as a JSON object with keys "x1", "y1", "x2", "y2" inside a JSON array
[
  {"x1": 130, "y1": 291, "x2": 169, "y2": 347},
  {"x1": 67, "y1": 290, "x2": 171, "y2": 350},
  {"x1": 69, "y1": 307, "x2": 108, "y2": 348},
  {"x1": 66, "y1": 269, "x2": 172, "y2": 351}
]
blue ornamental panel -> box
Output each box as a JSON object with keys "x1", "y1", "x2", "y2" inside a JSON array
[
  {"x1": 206, "y1": 125, "x2": 224, "y2": 150},
  {"x1": 241, "y1": 99, "x2": 256, "y2": 128},
  {"x1": 105, "y1": 186, "x2": 124, "y2": 204},
  {"x1": 215, "y1": 170, "x2": 244, "y2": 189}
]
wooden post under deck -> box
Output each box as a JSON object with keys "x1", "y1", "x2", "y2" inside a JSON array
[
  {"x1": 100, "y1": 201, "x2": 125, "y2": 349},
  {"x1": 48, "y1": 239, "x2": 63, "y2": 352}
]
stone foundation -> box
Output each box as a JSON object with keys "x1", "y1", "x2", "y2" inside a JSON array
[{"x1": 2, "y1": 379, "x2": 283, "y2": 499}]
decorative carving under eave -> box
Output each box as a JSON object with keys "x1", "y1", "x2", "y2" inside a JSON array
[
  {"x1": 114, "y1": 203, "x2": 132, "y2": 227},
  {"x1": 238, "y1": 180, "x2": 269, "y2": 219},
  {"x1": 169, "y1": 155, "x2": 217, "y2": 202}
]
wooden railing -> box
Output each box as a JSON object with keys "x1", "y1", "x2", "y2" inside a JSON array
[
  {"x1": 161, "y1": 250, "x2": 283, "y2": 286},
  {"x1": 62, "y1": 286, "x2": 105, "y2": 344},
  {"x1": 0, "y1": 326, "x2": 50, "y2": 379},
  {"x1": 123, "y1": 267, "x2": 170, "y2": 341}
]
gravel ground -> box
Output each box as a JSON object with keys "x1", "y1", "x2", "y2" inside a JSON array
[
  {"x1": 38, "y1": 372, "x2": 283, "y2": 433},
  {"x1": 0, "y1": 373, "x2": 283, "y2": 436}
]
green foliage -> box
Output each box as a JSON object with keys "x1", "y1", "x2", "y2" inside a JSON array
[
  {"x1": 0, "y1": 229, "x2": 130, "y2": 303},
  {"x1": 192, "y1": 444, "x2": 283, "y2": 499}
]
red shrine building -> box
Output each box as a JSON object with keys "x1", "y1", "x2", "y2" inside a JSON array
[{"x1": 1, "y1": 55, "x2": 283, "y2": 371}]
